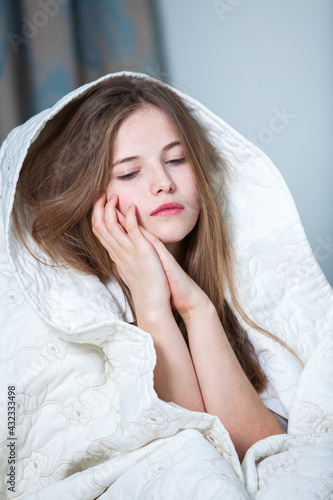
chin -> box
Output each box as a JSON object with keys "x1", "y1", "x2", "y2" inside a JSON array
[
  {"x1": 145, "y1": 218, "x2": 198, "y2": 245},
  {"x1": 154, "y1": 229, "x2": 189, "y2": 244}
]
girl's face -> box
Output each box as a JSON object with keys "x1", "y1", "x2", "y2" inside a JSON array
[{"x1": 106, "y1": 105, "x2": 200, "y2": 259}]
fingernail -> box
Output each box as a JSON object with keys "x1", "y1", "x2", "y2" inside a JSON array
[
  {"x1": 128, "y1": 203, "x2": 134, "y2": 208},
  {"x1": 109, "y1": 194, "x2": 116, "y2": 200}
]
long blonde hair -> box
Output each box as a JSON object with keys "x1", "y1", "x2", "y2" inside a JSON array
[{"x1": 13, "y1": 75, "x2": 296, "y2": 392}]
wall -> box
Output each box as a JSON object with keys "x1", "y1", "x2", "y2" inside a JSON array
[{"x1": 155, "y1": 0, "x2": 333, "y2": 285}]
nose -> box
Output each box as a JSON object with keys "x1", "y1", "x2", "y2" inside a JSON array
[{"x1": 149, "y1": 164, "x2": 175, "y2": 195}]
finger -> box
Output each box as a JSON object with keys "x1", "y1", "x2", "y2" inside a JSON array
[
  {"x1": 139, "y1": 225, "x2": 181, "y2": 276},
  {"x1": 92, "y1": 193, "x2": 114, "y2": 243},
  {"x1": 106, "y1": 194, "x2": 128, "y2": 235},
  {"x1": 92, "y1": 194, "x2": 129, "y2": 260},
  {"x1": 91, "y1": 192, "x2": 107, "y2": 227},
  {"x1": 140, "y1": 225, "x2": 170, "y2": 257},
  {"x1": 139, "y1": 225, "x2": 160, "y2": 246},
  {"x1": 125, "y1": 204, "x2": 144, "y2": 238},
  {"x1": 104, "y1": 194, "x2": 130, "y2": 244},
  {"x1": 116, "y1": 207, "x2": 127, "y2": 231},
  {"x1": 125, "y1": 205, "x2": 161, "y2": 257}
]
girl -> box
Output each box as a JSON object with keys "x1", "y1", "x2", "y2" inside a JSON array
[
  {"x1": 14, "y1": 75, "x2": 283, "y2": 461},
  {"x1": 3, "y1": 72, "x2": 332, "y2": 498}
]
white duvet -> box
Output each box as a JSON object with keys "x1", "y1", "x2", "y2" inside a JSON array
[{"x1": 0, "y1": 72, "x2": 332, "y2": 499}]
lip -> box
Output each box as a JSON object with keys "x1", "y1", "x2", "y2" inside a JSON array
[{"x1": 151, "y1": 202, "x2": 185, "y2": 216}]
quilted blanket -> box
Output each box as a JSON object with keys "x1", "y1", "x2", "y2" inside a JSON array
[{"x1": 0, "y1": 72, "x2": 332, "y2": 499}]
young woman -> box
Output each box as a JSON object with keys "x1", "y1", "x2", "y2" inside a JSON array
[
  {"x1": 91, "y1": 103, "x2": 283, "y2": 460},
  {"x1": 14, "y1": 75, "x2": 283, "y2": 461},
  {"x1": 3, "y1": 72, "x2": 332, "y2": 498}
]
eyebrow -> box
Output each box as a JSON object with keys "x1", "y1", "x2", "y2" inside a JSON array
[{"x1": 112, "y1": 141, "x2": 181, "y2": 168}]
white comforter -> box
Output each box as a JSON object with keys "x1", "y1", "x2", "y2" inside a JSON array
[{"x1": 1, "y1": 72, "x2": 332, "y2": 499}]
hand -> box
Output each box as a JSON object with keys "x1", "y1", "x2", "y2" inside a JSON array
[
  {"x1": 91, "y1": 193, "x2": 171, "y2": 314},
  {"x1": 138, "y1": 224, "x2": 210, "y2": 321},
  {"x1": 108, "y1": 199, "x2": 209, "y2": 320}
]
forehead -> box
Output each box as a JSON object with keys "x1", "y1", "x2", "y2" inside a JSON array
[{"x1": 114, "y1": 105, "x2": 180, "y2": 152}]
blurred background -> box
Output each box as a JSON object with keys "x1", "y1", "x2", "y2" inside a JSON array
[{"x1": 0, "y1": 0, "x2": 332, "y2": 285}]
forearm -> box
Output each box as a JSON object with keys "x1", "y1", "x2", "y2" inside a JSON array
[
  {"x1": 136, "y1": 304, "x2": 205, "y2": 413},
  {"x1": 184, "y1": 298, "x2": 283, "y2": 461}
]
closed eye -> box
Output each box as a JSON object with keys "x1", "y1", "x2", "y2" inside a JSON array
[
  {"x1": 166, "y1": 157, "x2": 186, "y2": 165},
  {"x1": 117, "y1": 171, "x2": 139, "y2": 181},
  {"x1": 117, "y1": 157, "x2": 186, "y2": 180}
]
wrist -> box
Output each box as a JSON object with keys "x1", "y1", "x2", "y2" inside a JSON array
[
  {"x1": 136, "y1": 305, "x2": 185, "y2": 346},
  {"x1": 135, "y1": 301, "x2": 173, "y2": 328},
  {"x1": 180, "y1": 291, "x2": 214, "y2": 325},
  {"x1": 131, "y1": 291, "x2": 170, "y2": 317}
]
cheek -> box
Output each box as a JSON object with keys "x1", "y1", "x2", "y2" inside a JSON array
[
  {"x1": 184, "y1": 172, "x2": 200, "y2": 211},
  {"x1": 107, "y1": 183, "x2": 142, "y2": 218}
]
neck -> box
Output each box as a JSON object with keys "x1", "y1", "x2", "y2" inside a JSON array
[{"x1": 164, "y1": 238, "x2": 187, "y2": 265}]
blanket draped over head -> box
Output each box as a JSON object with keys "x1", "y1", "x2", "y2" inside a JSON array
[{"x1": 0, "y1": 72, "x2": 332, "y2": 499}]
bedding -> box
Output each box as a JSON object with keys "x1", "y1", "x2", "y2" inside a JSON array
[{"x1": 0, "y1": 71, "x2": 332, "y2": 499}]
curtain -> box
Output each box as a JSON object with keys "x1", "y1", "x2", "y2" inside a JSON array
[{"x1": 0, "y1": 0, "x2": 166, "y2": 143}]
